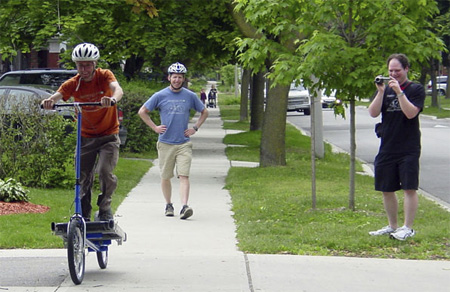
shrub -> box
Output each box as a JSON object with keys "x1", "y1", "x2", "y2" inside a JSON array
[
  {"x1": 0, "y1": 101, "x2": 76, "y2": 188},
  {"x1": 119, "y1": 79, "x2": 164, "y2": 153},
  {"x1": 0, "y1": 178, "x2": 30, "y2": 202},
  {"x1": 0, "y1": 77, "x2": 169, "y2": 188}
]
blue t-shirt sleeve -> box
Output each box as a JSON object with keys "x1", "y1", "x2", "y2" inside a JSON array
[{"x1": 143, "y1": 89, "x2": 164, "y2": 111}]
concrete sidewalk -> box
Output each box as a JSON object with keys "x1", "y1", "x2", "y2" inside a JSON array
[{"x1": 0, "y1": 107, "x2": 449, "y2": 292}]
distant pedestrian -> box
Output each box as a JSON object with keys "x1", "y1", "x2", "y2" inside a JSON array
[
  {"x1": 138, "y1": 62, "x2": 209, "y2": 219},
  {"x1": 368, "y1": 53, "x2": 425, "y2": 240},
  {"x1": 208, "y1": 84, "x2": 217, "y2": 108},
  {"x1": 200, "y1": 88, "x2": 207, "y2": 105}
]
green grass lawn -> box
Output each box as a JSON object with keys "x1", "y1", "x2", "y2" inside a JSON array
[
  {"x1": 220, "y1": 100, "x2": 449, "y2": 260},
  {"x1": 1, "y1": 92, "x2": 448, "y2": 260},
  {"x1": 422, "y1": 94, "x2": 450, "y2": 118},
  {"x1": 0, "y1": 158, "x2": 152, "y2": 249}
]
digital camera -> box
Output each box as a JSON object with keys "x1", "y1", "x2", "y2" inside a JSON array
[{"x1": 374, "y1": 76, "x2": 390, "y2": 84}]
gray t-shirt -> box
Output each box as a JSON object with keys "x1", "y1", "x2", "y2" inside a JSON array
[{"x1": 143, "y1": 87, "x2": 205, "y2": 144}]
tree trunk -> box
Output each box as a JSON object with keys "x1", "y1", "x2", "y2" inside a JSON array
[
  {"x1": 310, "y1": 86, "x2": 317, "y2": 210},
  {"x1": 309, "y1": 79, "x2": 326, "y2": 209},
  {"x1": 446, "y1": 65, "x2": 450, "y2": 100},
  {"x1": 124, "y1": 55, "x2": 145, "y2": 80},
  {"x1": 349, "y1": 97, "x2": 356, "y2": 211},
  {"x1": 240, "y1": 68, "x2": 251, "y2": 122},
  {"x1": 250, "y1": 71, "x2": 265, "y2": 131},
  {"x1": 260, "y1": 82, "x2": 288, "y2": 167},
  {"x1": 430, "y1": 58, "x2": 439, "y2": 107}
]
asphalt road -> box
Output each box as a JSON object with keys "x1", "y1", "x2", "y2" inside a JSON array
[{"x1": 287, "y1": 106, "x2": 450, "y2": 206}]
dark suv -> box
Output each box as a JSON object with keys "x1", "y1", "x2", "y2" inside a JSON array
[{"x1": 0, "y1": 69, "x2": 78, "y2": 91}]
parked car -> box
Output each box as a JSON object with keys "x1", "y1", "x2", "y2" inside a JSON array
[
  {"x1": 288, "y1": 82, "x2": 311, "y2": 115},
  {"x1": 321, "y1": 89, "x2": 337, "y2": 108},
  {"x1": 0, "y1": 85, "x2": 58, "y2": 115},
  {"x1": 0, "y1": 86, "x2": 127, "y2": 146},
  {"x1": 0, "y1": 69, "x2": 78, "y2": 91},
  {"x1": 426, "y1": 75, "x2": 447, "y2": 96}
]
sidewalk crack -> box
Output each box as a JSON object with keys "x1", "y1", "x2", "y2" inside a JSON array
[{"x1": 244, "y1": 253, "x2": 254, "y2": 292}]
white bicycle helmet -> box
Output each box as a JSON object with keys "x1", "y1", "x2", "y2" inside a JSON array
[
  {"x1": 72, "y1": 43, "x2": 100, "y2": 62},
  {"x1": 168, "y1": 62, "x2": 187, "y2": 74}
]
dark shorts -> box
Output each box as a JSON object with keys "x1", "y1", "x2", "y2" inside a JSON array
[{"x1": 374, "y1": 152, "x2": 420, "y2": 192}]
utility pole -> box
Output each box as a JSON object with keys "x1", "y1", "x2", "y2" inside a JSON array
[{"x1": 234, "y1": 64, "x2": 239, "y2": 97}]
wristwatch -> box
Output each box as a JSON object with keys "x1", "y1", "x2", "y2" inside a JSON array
[
  {"x1": 193, "y1": 126, "x2": 199, "y2": 131},
  {"x1": 397, "y1": 92, "x2": 405, "y2": 97}
]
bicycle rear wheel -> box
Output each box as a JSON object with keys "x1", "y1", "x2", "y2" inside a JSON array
[{"x1": 67, "y1": 219, "x2": 85, "y2": 285}]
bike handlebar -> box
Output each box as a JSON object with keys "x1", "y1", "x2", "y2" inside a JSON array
[
  {"x1": 53, "y1": 102, "x2": 103, "y2": 108},
  {"x1": 41, "y1": 101, "x2": 115, "y2": 109}
]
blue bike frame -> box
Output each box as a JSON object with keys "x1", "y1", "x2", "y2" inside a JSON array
[{"x1": 74, "y1": 103, "x2": 83, "y2": 216}]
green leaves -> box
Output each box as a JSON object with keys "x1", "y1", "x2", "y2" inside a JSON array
[
  {"x1": 0, "y1": 0, "x2": 238, "y2": 78},
  {"x1": 0, "y1": 102, "x2": 77, "y2": 189},
  {"x1": 235, "y1": 0, "x2": 444, "y2": 100},
  {"x1": 0, "y1": 178, "x2": 30, "y2": 203}
]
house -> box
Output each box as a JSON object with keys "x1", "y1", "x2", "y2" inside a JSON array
[{"x1": 0, "y1": 37, "x2": 67, "y2": 74}]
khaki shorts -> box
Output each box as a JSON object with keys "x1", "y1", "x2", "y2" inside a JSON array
[{"x1": 157, "y1": 141, "x2": 193, "y2": 179}]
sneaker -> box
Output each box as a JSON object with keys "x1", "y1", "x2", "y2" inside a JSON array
[
  {"x1": 390, "y1": 226, "x2": 416, "y2": 241},
  {"x1": 369, "y1": 225, "x2": 395, "y2": 236},
  {"x1": 165, "y1": 203, "x2": 174, "y2": 217},
  {"x1": 180, "y1": 205, "x2": 193, "y2": 220},
  {"x1": 98, "y1": 209, "x2": 113, "y2": 221}
]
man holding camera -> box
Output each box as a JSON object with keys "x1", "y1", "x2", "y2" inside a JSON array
[{"x1": 368, "y1": 53, "x2": 425, "y2": 240}]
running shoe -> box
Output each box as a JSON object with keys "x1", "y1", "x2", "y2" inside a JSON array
[
  {"x1": 165, "y1": 203, "x2": 174, "y2": 217},
  {"x1": 390, "y1": 226, "x2": 416, "y2": 241},
  {"x1": 369, "y1": 225, "x2": 395, "y2": 236},
  {"x1": 180, "y1": 205, "x2": 193, "y2": 220}
]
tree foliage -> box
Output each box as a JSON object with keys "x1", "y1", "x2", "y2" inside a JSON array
[
  {"x1": 233, "y1": 0, "x2": 306, "y2": 167},
  {"x1": 0, "y1": 0, "x2": 239, "y2": 78},
  {"x1": 235, "y1": 0, "x2": 444, "y2": 102},
  {"x1": 234, "y1": 0, "x2": 444, "y2": 209},
  {"x1": 429, "y1": 0, "x2": 450, "y2": 101}
]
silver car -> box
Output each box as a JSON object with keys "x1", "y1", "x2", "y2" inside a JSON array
[
  {"x1": 288, "y1": 82, "x2": 311, "y2": 115},
  {"x1": 426, "y1": 75, "x2": 447, "y2": 96}
]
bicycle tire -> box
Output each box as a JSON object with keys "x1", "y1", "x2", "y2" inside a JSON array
[
  {"x1": 96, "y1": 250, "x2": 108, "y2": 269},
  {"x1": 67, "y1": 219, "x2": 85, "y2": 285}
]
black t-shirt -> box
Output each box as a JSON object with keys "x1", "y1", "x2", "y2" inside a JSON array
[{"x1": 379, "y1": 81, "x2": 425, "y2": 155}]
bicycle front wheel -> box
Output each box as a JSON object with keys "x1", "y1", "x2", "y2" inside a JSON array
[{"x1": 67, "y1": 219, "x2": 85, "y2": 285}]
